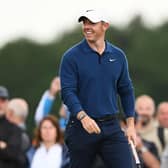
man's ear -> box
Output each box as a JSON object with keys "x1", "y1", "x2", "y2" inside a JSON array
[{"x1": 103, "y1": 22, "x2": 110, "y2": 31}]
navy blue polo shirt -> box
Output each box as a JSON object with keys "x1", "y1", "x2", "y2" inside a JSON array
[{"x1": 60, "y1": 39, "x2": 135, "y2": 118}]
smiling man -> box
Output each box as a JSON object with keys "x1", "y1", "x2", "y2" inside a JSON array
[{"x1": 60, "y1": 9, "x2": 136, "y2": 168}]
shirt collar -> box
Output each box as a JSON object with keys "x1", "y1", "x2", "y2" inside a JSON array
[{"x1": 80, "y1": 38, "x2": 113, "y2": 54}]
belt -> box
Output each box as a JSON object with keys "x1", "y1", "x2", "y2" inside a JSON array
[{"x1": 93, "y1": 114, "x2": 117, "y2": 122}]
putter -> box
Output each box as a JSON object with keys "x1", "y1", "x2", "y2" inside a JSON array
[{"x1": 130, "y1": 140, "x2": 142, "y2": 168}]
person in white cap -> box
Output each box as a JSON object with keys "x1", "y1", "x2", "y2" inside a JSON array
[{"x1": 60, "y1": 9, "x2": 136, "y2": 168}]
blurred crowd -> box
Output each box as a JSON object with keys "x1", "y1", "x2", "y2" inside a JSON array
[{"x1": 0, "y1": 77, "x2": 168, "y2": 168}]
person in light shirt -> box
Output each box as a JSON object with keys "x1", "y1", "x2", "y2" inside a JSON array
[
  {"x1": 135, "y1": 95, "x2": 168, "y2": 157},
  {"x1": 31, "y1": 115, "x2": 64, "y2": 168}
]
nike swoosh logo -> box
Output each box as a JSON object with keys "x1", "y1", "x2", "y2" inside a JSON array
[{"x1": 109, "y1": 58, "x2": 116, "y2": 62}]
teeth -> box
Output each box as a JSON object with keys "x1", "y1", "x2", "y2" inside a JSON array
[{"x1": 86, "y1": 31, "x2": 92, "y2": 34}]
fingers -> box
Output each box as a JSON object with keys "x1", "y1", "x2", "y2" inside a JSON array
[
  {"x1": 127, "y1": 134, "x2": 137, "y2": 147},
  {"x1": 91, "y1": 121, "x2": 101, "y2": 134},
  {"x1": 85, "y1": 121, "x2": 101, "y2": 134},
  {"x1": 81, "y1": 116, "x2": 101, "y2": 134},
  {"x1": 132, "y1": 135, "x2": 137, "y2": 147}
]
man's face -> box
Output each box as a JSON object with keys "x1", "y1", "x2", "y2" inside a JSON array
[
  {"x1": 82, "y1": 18, "x2": 107, "y2": 43},
  {"x1": 157, "y1": 104, "x2": 168, "y2": 128},
  {"x1": 135, "y1": 99, "x2": 154, "y2": 126},
  {"x1": 136, "y1": 99, "x2": 154, "y2": 117},
  {"x1": 0, "y1": 98, "x2": 8, "y2": 116}
]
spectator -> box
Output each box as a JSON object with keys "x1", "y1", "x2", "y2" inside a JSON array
[
  {"x1": 157, "y1": 102, "x2": 168, "y2": 129},
  {"x1": 161, "y1": 146, "x2": 168, "y2": 168},
  {"x1": 0, "y1": 86, "x2": 27, "y2": 168},
  {"x1": 135, "y1": 95, "x2": 156, "y2": 132},
  {"x1": 136, "y1": 96, "x2": 168, "y2": 157},
  {"x1": 31, "y1": 115, "x2": 69, "y2": 168},
  {"x1": 135, "y1": 94, "x2": 164, "y2": 156},
  {"x1": 157, "y1": 102, "x2": 168, "y2": 168},
  {"x1": 6, "y1": 98, "x2": 28, "y2": 128},
  {"x1": 120, "y1": 117, "x2": 160, "y2": 168},
  {"x1": 156, "y1": 102, "x2": 168, "y2": 142},
  {"x1": 136, "y1": 135, "x2": 160, "y2": 168},
  {"x1": 35, "y1": 77, "x2": 69, "y2": 130},
  {"x1": 6, "y1": 98, "x2": 31, "y2": 167},
  {"x1": 35, "y1": 77, "x2": 61, "y2": 124}
]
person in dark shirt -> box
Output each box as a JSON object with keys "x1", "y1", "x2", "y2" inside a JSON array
[
  {"x1": 0, "y1": 86, "x2": 27, "y2": 168},
  {"x1": 6, "y1": 98, "x2": 31, "y2": 167}
]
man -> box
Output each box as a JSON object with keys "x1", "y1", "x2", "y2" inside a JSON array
[
  {"x1": 156, "y1": 102, "x2": 168, "y2": 153},
  {"x1": 156, "y1": 101, "x2": 168, "y2": 168},
  {"x1": 120, "y1": 118, "x2": 160, "y2": 168},
  {"x1": 135, "y1": 95, "x2": 168, "y2": 156},
  {"x1": 0, "y1": 86, "x2": 26, "y2": 168},
  {"x1": 136, "y1": 134, "x2": 160, "y2": 168},
  {"x1": 157, "y1": 102, "x2": 168, "y2": 168},
  {"x1": 157, "y1": 102, "x2": 168, "y2": 129},
  {"x1": 60, "y1": 9, "x2": 136, "y2": 168},
  {"x1": 135, "y1": 95, "x2": 156, "y2": 138},
  {"x1": 6, "y1": 98, "x2": 31, "y2": 154},
  {"x1": 6, "y1": 98, "x2": 29, "y2": 129}
]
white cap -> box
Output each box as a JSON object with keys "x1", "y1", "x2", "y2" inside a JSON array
[{"x1": 78, "y1": 9, "x2": 109, "y2": 23}]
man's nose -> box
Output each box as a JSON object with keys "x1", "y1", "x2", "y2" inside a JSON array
[{"x1": 83, "y1": 22, "x2": 90, "y2": 28}]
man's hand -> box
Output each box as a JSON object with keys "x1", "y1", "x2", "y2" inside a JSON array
[
  {"x1": 81, "y1": 115, "x2": 101, "y2": 134},
  {"x1": 125, "y1": 117, "x2": 137, "y2": 146},
  {"x1": 77, "y1": 111, "x2": 101, "y2": 134}
]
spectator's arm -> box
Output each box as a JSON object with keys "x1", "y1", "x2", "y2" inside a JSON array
[
  {"x1": 140, "y1": 147, "x2": 160, "y2": 168},
  {"x1": 136, "y1": 136, "x2": 160, "y2": 168},
  {"x1": 35, "y1": 90, "x2": 55, "y2": 124}
]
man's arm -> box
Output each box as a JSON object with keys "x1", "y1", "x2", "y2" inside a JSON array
[
  {"x1": 60, "y1": 53, "x2": 83, "y2": 117},
  {"x1": 117, "y1": 52, "x2": 136, "y2": 144},
  {"x1": 60, "y1": 53, "x2": 101, "y2": 134},
  {"x1": 126, "y1": 117, "x2": 136, "y2": 145}
]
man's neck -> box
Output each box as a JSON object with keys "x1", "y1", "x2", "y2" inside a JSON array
[{"x1": 87, "y1": 39, "x2": 105, "y2": 55}]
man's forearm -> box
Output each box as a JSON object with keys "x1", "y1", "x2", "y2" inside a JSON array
[
  {"x1": 126, "y1": 117, "x2": 136, "y2": 145},
  {"x1": 126, "y1": 117, "x2": 135, "y2": 128}
]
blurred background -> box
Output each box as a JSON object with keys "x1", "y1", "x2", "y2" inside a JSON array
[{"x1": 0, "y1": 0, "x2": 168, "y2": 133}]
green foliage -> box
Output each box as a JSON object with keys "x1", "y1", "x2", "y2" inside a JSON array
[{"x1": 0, "y1": 16, "x2": 168, "y2": 133}]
